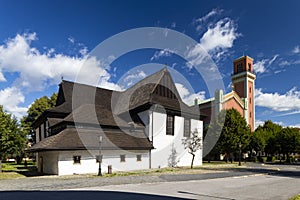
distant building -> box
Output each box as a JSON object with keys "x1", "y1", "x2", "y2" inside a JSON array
[
  {"x1": 27, "y1": 68, "x2": 203, "y2": 175},
  {"x1": 197, "y1": 55, "x2": 256, "y2": 131}
]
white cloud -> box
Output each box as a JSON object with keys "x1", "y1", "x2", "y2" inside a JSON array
[
  {"x1": 291, "y1": 124, "x2": 300, "y2": 128},
  {"x1": 68, "y1": 36, "x2": 75, "y2": 44},
  {"x1": 123, "y1": 70, "x2": 147, "y2": 87},
  {"x1": 195, "y1": 8, "x2": 222, "y2": 32},
  {"x1": 0, "y1": 32, "x2": 121, "y2": 118},
  {"x1": 255, "y1": 87, "x2": 300, "y2": 112},
  {"x1": 199, "y1": 18, "x2": 239, "y2": 53},
  {"x1": 151, "y1": 48, "x2": 175, "y2": 61},
  {"x1": 171, "y1": 22, "x2": 176, "y2": 28},
  {"x1": 292, "y1": 45, "x2": 300, "y2": 54},
  {"x1": 253, "y1": 60, "x2": 267, "y2": 73},
  {"x1": 255, "y1": 119, "x2": 265, "y2": 129},
  {"x1": 279, "y1": 59, "x2": 300, "y2": 66},
  {"x1": 0, "y1": 87, "x2": 27, "y2": 119},
  {"x1": 253, "y1": 55, "x2": 279, "y2": 74},
  {"x1": 196, "y1": 9, "x2": 219, "y2": 23},
  {"x1": 175, "y1": 83, "x2": 206, "y2": 105},
  {"x1": 186, "y1": 18, "x2": 240, "y2": 69}
]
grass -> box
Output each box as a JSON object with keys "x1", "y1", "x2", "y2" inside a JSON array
[
  {"x1": 91, "y1": 162, "x2": 236, "y2": 178},
  {"x1": 290, "y1": 194, "x2": 300, "y2": 200},
  {"x1": 0, "y1": 172, "x2": 25, "y2": 179},
  {"x1": 0, "y1": 160, "x2": 240, "y2": 180},
  {"x1": 0, "y1": 161, "x2": 37, "y2": 179}
]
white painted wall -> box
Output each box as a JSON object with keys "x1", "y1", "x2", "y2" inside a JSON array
[
  {"x1": 37, "y1": 151, "x2": 58, "y2": 174},
  {"x1": 148, "y1": 111, "x2": 203, "y2": 168},
  {"x1": 57, "y1": 150, "x2": 149, "y2": 176}
]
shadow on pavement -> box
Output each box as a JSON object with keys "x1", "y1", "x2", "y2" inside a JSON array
[
  {"x1": 0, "y1": 191, "x2": 190, "y2": 200},
  {"x1": 201, "y1": 163, "x2": 300, "y2": 179},
  {"x1": 178, "y1": 191, "x2": 235, "y2": 200}
]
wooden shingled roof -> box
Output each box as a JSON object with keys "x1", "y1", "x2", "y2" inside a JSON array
[
  {"x1": 29, "y1": 68, "x2": 200, "y2": 152},
  {"x1": 27, "y1": 127, "x2": 152, "y2": 152}
]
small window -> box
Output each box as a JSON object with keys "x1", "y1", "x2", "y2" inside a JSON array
[
  {"x1": 249, "y1": 98, "x2": 251, "y2": 104},
  {"x1": 250, "y1": 112, "x2": 252, "y2": 118},
  {"x1": 248, "y1": 63, "x2": 251, "y2": 72},
  {"x1": 73, "y1": 156, "x2": 81, "y2": 164},
  {"x1": 184, "y1": 118, "x2": 191, "y2": 137},
  {"x1": 120, "y1": 155, "x2": 126, "y2": 162},
  {"x1": 166, "y1": 115, "x2": 174, "y2": 135},
  {"x1": 136, "y1": 155, "x2": 142, "y2": 162},
  {"x1": 249, "y1": 87, "x2": 251, "y2": 93}
]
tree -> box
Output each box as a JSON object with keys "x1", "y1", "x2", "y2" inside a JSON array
[
  {"x1": 21, "y1": 93, "x2": 57, "y2": 142},
  {"x1": 209, "y1": 108, "x2": 251, "y2": 162},
  {"x1": 263, "y1": 121, "x2": 282, "y2": 156},
  {"x1": 277, "y1": 127, "x2": 300, "y2": 161},
  {"x1": 254, "y1": 120, "x2": 282, "y2": 156},
  {"x1": 168, "y1": 143, "x2": 179, "y2": 167},
  {"x1": 0, "y1": 106, "x2": 26, "y2": 172},
  {"x1": 182, "y1": 129, "x2": 202, "y2": 168}
]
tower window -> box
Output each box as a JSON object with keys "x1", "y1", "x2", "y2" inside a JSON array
[
  {"x1": 249, "y1": 87, "x2": 251, "y2": 93},
  {"x1": 237, "y1": 63, "x2": 243, "y2": 73},
  {"x1": 248, "y1": 63, "x2": 252, "y2": 72}
]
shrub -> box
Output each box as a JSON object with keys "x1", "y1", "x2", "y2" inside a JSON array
[
  {"x1": 267, "y1": 156, "x2": 276, "y2": 162},
  {"x1": 258, "y1": 156, "x2": 267, "y2": 163}
]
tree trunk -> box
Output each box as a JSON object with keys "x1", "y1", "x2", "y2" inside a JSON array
[{"x1": 191, "y1": 154, "x2": 195, "y2": 169}]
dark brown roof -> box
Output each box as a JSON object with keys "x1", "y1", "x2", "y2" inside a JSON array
[
  {"x1": 27, "y1": 127, "x2": 152, "y2": 152},
  {"x1": 112, "y1": 68, "x2": 165, "y2": 114},
  {"x1": 49, "y1": 80, "x2": 120, "y2": 114},
  {"x1": 113, "y1": 68, "x2": 198, "y2": 116},
  {"x1": 63, "y1": 104, "x2": 143, "y2": 128}
]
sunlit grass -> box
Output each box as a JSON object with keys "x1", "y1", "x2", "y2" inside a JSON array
[
  {"x1": 0, "y1": 161, "x2": 36, "y2": 179},
  {"x1": 290, "y1": 194, "x2": 300, "y2": 200}
]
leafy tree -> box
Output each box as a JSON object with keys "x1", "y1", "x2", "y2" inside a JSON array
[
  {"x1": 254, "y1": 120, "x2": 282, "y2": 156},
  {"x1": 21, "y1": 93, "x2": 57, "y2": 142},
  {"x1": 277, "y1": 127, "x2": 300, "y2": 160},
  {"x1": 0, "y1": 106, "x2": 26, "y2": 172},
  {"x1": 210, "y1": 108, "x2": 251, "y2": 161},
  {"x1": 182, "y1": 129, "x2": 202, "y2": 168}
]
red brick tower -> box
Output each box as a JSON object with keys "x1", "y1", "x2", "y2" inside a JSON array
[{"x1": 231, "y1": 56, "x2": 256, "y2": 131}]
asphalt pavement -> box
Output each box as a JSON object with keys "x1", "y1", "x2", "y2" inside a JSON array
[{"x1": 0, "y1": 163, "x2": 299, "y2": 200}]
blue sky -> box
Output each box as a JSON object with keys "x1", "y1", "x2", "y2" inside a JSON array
[{"x1": 0, "y1": 0, "x2": 300, "y2": 128}]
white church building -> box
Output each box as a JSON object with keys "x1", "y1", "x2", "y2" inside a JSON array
[{"x1": 28, "y1": 68, "x2": 203, "y2": 175}]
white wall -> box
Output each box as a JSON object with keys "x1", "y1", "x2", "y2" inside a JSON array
[
  {"x1": 37, "y1": 151, "x2": 59, "y2": 174},
  {"x1": 149, "y1": 111, "x2": 203, "y2": 168},
  {"x1": 57, "y1": 150, "x2": 149, "y2": 176}
]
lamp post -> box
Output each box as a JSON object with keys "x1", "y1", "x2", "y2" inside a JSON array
[
  {"x1": 98, "y1": 135, "x2": 103, "y2": 176},
  {"x1": 238, "y1": 142, "x2": 242, "y2": 166}
]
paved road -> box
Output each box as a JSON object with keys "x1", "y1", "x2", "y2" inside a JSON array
[
  {"x1": 0, "y1": 163, "x2": 299, "y2": 200},
  {"x1": 82, "y1": 174, "x2": 300, "y2": 200}
]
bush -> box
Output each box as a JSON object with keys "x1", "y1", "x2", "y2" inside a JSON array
[
  {"x1": 247, "y1": 157, "x2": 257, "y2": 162},
  {"x1": 286, "y1": 156, "x2": 295, "y2": 163},
  {"x1": 267, "y1": 156, "x2": 276, "y2": 162},
  {"x1": 258, "y1": 156, "x2": 267, "y2": 163}
]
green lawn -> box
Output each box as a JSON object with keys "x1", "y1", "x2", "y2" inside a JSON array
[
  {"x1": 0, "y1": 160, "x2": 240, "y2": 179},
  {"x1": 290, "y1": 194, "x2": 300, "y2": 200},
  {"x1": 0, "y1": 161, "x2": 37, "y2": 179}
]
